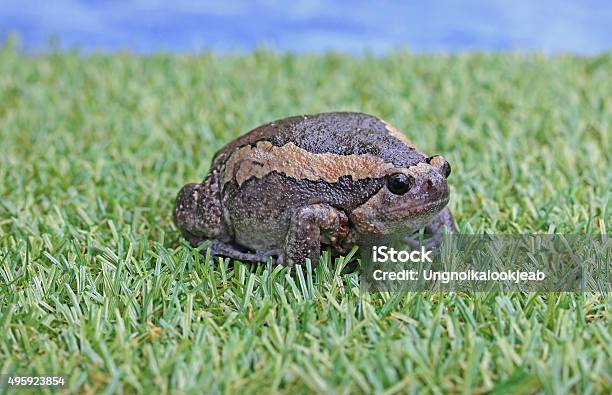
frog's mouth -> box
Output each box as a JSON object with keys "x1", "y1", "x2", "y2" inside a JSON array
[
  {"x1": 381, "y1": 197, "x2": 450, "y2": 233},
  {"x1": 392, "y1": 196, "x2": 450, "y2": 215}
]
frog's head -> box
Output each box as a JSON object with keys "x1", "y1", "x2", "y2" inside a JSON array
[
  {"x1": 350, "y1": 155, "x2": 451, "y2": 236},
  {"x1": 173, "y1": 183, "x2": 206, "y2": 245}
]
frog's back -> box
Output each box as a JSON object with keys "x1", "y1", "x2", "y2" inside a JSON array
[{"x1": 214, "y1": 112, "x2": 425, "y2": 168}]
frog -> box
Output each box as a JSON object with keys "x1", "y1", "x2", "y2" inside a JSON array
[{"x1": 174, "y1": 112, "x2": 455, "y2": 267}]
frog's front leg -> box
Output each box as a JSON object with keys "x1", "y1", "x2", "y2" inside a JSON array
[
  {"x1": 284, "y1": 204, "x2": 349, "y2": 267},
  {"x1": 402, "y1": 207, "x2": 455, "y2": 250}
]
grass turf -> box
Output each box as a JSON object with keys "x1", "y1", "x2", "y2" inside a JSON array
[{"x1": 0, "y1": 43, "x2": 610, "y2": 393}]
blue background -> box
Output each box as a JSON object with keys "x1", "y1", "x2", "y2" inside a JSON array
[{"x1": 1, "y1": 0, "x2": 611, "y2": 53}]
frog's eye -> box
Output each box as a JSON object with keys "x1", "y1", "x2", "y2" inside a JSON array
[
  {"x1": 387, "y1": 173, "x2": 414, "y2": 195},
  {"x1": 426, "y1": 156, "x2": 451, "y2": 178}
]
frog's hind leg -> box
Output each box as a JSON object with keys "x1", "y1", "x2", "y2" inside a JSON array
[
  {"x1": 207, "y1": 240, "x2": 282, "y2": 264},
  {"x1": 401, "y1": 207, "x2": 455, "y2": 250}
]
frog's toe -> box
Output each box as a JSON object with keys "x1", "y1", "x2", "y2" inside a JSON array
[{"x1": 400, "y1": 207, "x2": 455, "y2": 251}]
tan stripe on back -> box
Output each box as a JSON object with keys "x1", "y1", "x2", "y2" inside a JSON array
[
  {"x1": 381, "y1": 120, "x2": 418, "y2": 149},
  {"x1": 221, "y1": 141, "x2": 396, "y2": 187}
]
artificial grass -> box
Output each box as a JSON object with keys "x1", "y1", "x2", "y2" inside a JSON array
[{"x1": 0, "y1": 43, "x2": 610, "y2": 393}]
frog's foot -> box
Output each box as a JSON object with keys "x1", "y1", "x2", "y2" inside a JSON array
[
  {"x1": 202, "y1": 240, "x2": 282, "y2": 263},
  {"x1": 401, "y1": 207, "x2": 455, "y2": 251}
]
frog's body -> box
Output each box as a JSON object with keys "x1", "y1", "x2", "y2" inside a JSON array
[{"x1": 174, "y1": 112, "x2": 454, "y2": 266}]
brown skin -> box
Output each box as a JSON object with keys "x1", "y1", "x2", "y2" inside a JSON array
[{"x1": 174, "y1": 112, "x2": 455, "y2": 267}]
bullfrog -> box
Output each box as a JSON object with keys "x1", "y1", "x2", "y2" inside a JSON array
[{"x1": 174, "y1": 112, "x2": 454, "y2": 266}]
